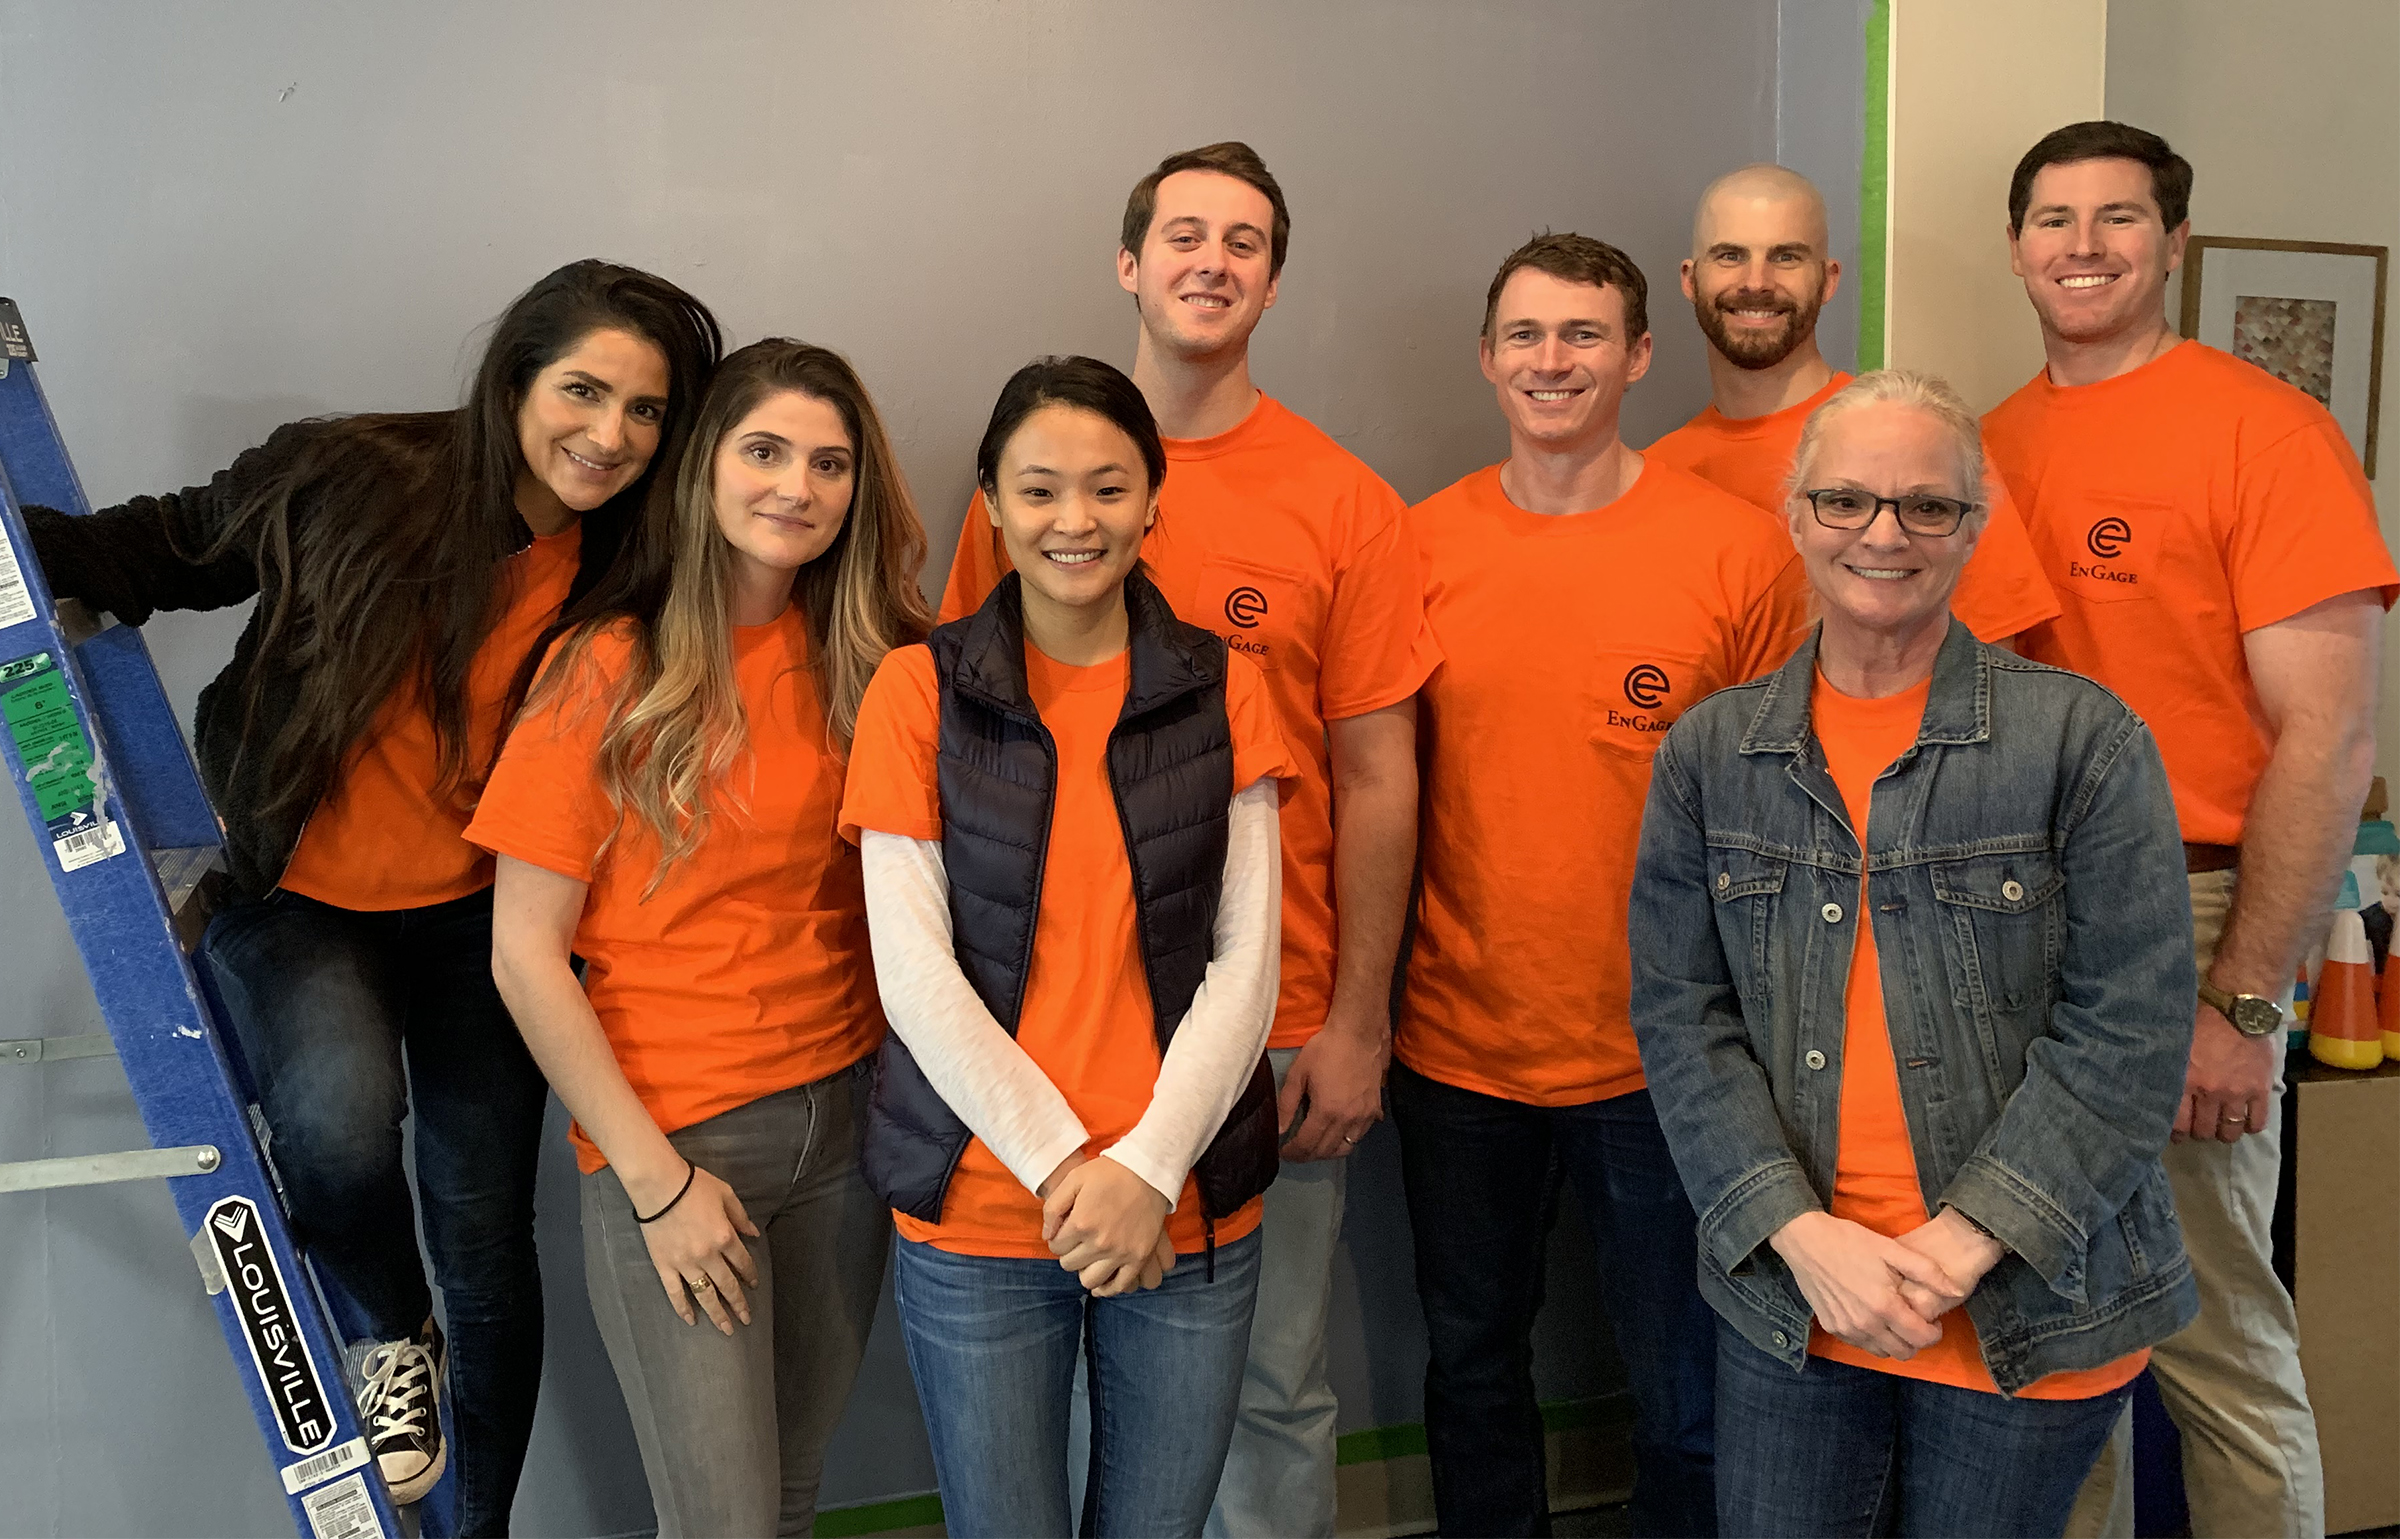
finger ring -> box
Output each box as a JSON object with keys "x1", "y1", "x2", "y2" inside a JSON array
[
  {"x1": 1342, "y1": 1135, "x2": 1357, "y2": 1145},
  {"x1": 690, "y1": 1275, "x2": 715, "y2": 1292},
  {"x1": 2221, "y1": 1112, "x2": 2246, "y2": 1125}
]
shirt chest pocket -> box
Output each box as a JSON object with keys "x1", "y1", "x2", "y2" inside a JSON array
[
  {"x1": 1194, "y1": 554, "x2": 1322, "y2": 677},
  {"x1": 2049, "y1": 493, "x2": 2171, "y2": 605},
  {"x1": 1707, "y1": 846, "x2": 1787, "y2": 1006},
  {"x1": 1930, "y1": 851, "x2": 2065, "y2": 1054},
  {"x1": 1590, "y1": 644, "x2": 1714, "y2": 760}
]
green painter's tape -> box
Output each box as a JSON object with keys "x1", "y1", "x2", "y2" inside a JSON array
[
  {"x1": 1859, "y1": 0, "x2": 1892, "y2": 371},
  {"x1": 813, "y1": 1491, "x2": 944, "y2": 1537}
]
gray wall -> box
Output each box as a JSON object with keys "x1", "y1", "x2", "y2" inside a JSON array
[
  {"x1": 1775, "y1": 0, "x2": 1874, "y2": 376},
  {"x1": 0, "y1": 3, "x2": 1798, "y2": 1533}
]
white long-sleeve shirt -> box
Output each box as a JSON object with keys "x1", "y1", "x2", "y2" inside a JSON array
[{"x1": 860, "y1": 776, "x2": 1283, "y2": 1207}]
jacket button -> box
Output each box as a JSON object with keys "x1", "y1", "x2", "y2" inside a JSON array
[
  {"x1": 1821, "y1": 902, "x2": 1843, "y2": 923},
  {"x1": 1771, "y1": 1330, "x2": 1790, "y2": 1348},
  {"x1": 1717, "y1": 872, "x2": 1731, "y2": 894},
  {"x1": 2002, "y1": 879, "x2": 2025, "y2": 902},
  {"x1": 1804, "y1": 1049, "x2": 1827, "y2": 1070}
]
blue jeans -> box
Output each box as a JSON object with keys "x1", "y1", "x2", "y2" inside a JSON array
[
  {"x1": 1391, "y1": 1064, "x2": 1715, "y2": 1538},
  {"x1": 1716, "y1": 1321, "x2": 2129, "y2": 1537},
  {"x1": 202, "y1": 887, "x2": 548, "y2": 1536},
  {"x1": 894, "y1": 1228, "x2": 1262, "y2": 1538}
]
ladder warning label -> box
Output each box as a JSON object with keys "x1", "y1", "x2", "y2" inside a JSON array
[
  {"x1": 300, "y1": 1472, "x2": 384, "y2": 1539},
  {"x1": 0, "y1": 650, "x2": 123, "y2": 872},
  {"x1": 0, "y1": 520, "x2": 33, "y2": 629},
  {"x1": 282, "y1": 1435, "x2": 369, "y2": 1495},
  {"x1": 202, "y1": 1195, "x2": 338, "y2": 1456}
]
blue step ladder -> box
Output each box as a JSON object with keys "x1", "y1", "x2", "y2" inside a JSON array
[{"x1": 0, "y1": 298, "x2": 452, "y2": 1539}]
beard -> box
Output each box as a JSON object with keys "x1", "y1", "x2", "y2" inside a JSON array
[{"x1": 1696, "y1": 283, "x2": 1824, "y2": 370}]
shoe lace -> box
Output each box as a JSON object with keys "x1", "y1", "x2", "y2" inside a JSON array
[{"x1": 357, "y1": 1339, "x2": 433, "y2": 1443}]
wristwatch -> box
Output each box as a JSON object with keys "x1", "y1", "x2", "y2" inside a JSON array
[{"x1": 2197, "y1": 979, "x2": 2284, "y2": 1038}]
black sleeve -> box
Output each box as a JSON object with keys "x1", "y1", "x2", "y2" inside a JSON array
[{"x1": 21, "y1": 420, "x2": 322, "y2": 625}]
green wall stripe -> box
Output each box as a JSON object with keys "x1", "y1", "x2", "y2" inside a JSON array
[
  {"x1": 1336, "y1": 1419, "x2": 1430, "y2": 1466},
  {"x1": 814, "y1": 1491, "x2": 945, "y2": 1537},
  {"x1": 1858, "y1": 0, "x2": 1892, "y2": 371}
]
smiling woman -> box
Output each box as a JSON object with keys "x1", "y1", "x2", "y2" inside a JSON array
[
  {"x1": 1630, "y1": 372, "x2": 2199, "y2": 1537},
  {"x1": 842, "y1": 355, "x2": 1294, "y2": 1539},
  {"x1": 475, "y1": 338, "x2": 930, "y2": 1537},
  {"x1": 20, "y1": 259, "x2": 722, "y2": 1529},
  {"x1": 1782, "y1": 369, "x2": 1990, "y2": 694}
]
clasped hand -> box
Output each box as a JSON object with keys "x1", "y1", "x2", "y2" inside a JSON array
[
  {"x1": 1040, "y1": 1151, "x2": 1176, "y2": 1297},
  {"x1": 1769, "y1": 1208, "x2": 2002, "y2": 1360}
]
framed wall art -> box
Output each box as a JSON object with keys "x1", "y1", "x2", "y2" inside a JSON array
[{"x1": 2178, "y1": 236, "x2": 2388, "y2": 476}]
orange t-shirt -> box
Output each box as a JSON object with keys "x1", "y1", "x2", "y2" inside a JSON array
[
  {"x1": 1808, "y1": 668, "x2": 2146, "y2": 1398},
  {"x1": 1648, "y1": 372, "x2": 2061, "y2": 644},
  {"x1": 936, "y1": 394, "x2": 1439, "y2": 1049},
  {"x1": 1986, "y1": 341, "x2": 2397, "y2": 844},
  {"x1": 1400, "y1": 461, "x2": 1811, "y2": 1106},
  {"x1": 464, "y1": 610, "x2": 883, "y2": 1173},
  {"x1": 839, "y1": 639, "x2": 1298, "y2": 1258},
  {"x1": 281, "y1": 524, "x2": 582, "y2": 910}
]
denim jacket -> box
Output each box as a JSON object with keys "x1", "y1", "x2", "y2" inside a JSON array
[{"x1": 1629, "y1": 620, "x2": 2198, "y2": 1393}]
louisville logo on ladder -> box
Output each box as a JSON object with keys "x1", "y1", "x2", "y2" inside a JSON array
[{"x1": 204, "y1": 1194, "x2": 338, "y2": 1456}]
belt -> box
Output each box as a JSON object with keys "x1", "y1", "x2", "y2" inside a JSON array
[{"x1": 2185, "y1": 842, "x2": 2239, "y2": 874}]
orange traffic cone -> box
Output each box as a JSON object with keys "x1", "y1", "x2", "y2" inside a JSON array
[
  {"x1": 2382, "y1": 940, "x2": 2400, "y2": 1060},
  {"x1": 2310, "y1": 909, "x2": 2383, "y2": 1070}
]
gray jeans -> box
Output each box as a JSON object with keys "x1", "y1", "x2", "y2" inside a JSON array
[{"x1": 583, "y1": 1059, "x2": 890, "y2": 1538}]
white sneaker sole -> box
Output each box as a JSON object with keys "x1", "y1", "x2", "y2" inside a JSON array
[{"x1": 380, "y1": 1437, "x2": 446, "y2": 1507}]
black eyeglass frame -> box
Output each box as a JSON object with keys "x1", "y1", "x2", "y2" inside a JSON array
[{"x1": 1800, "y1": 487, "x2": 1980, "y2": 537}]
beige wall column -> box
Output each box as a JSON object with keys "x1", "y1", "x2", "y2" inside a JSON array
[{"x1": 1880, "y1": 0, "x2": 2110, "y2": 412}]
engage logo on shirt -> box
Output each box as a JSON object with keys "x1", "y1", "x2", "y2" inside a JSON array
[
  {"x1": 1591, "y1": 651, "x2": 1697, "y2": 755},
  {"x1": 1619, "y1": 663, "x2": 1672, "y2": 716},
  {"x1": 2055, "y1": 498, "x2": 2162, "y2": 603},
  {"x1": 1195, "y1": 554, "x2": 1321, "y2": 675}
]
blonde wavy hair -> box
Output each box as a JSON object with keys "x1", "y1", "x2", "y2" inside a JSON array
[
  {"x1": 1787, "y1": 368, "x2": 1990, "y2": 526},
  {"x1": 535, "y1": 339, "x2": 929, "y2": 890}
]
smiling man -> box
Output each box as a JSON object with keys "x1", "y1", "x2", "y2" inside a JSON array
[
  {"x1": 1396, "y1": 234, "x2": 1809, "y2": 1538},
  {"x1": 936, "y1": 142, "x2": 1436, "y2": 1539},
  {"x1": 1647, "y1": 165, "x2": 2058, "y2": 646},
  {"x1": 1980, "y1": 121, "x2": 2397, "y2": 1539}
]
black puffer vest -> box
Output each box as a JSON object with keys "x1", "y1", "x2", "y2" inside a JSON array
[{"x1": 861, "y1": 570, "x2": 1280, "y2": 1253}]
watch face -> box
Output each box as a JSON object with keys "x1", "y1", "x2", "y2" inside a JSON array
[{"x1": 2231, "y1": 996, "x2": 2285, "y2": 1037}]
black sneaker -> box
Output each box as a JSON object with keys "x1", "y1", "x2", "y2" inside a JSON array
[{"x1": 347, "y1": 1321, "x2": 445, "y2": 1504}]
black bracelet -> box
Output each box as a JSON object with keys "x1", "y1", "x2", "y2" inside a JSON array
[{"x1": 635, "y1": 1161, "x2": 697, "y2": 1225}]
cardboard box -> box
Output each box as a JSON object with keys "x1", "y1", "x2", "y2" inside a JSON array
[{"x1": 2285, "y1": 1058, "x2": 2400, "y2": 1534}]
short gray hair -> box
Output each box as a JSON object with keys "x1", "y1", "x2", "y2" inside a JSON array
[{"x1": 1787, "y1": 369, "x2": 1988, "y2": 521}]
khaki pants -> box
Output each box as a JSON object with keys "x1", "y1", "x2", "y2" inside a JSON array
[{"x1": 2067, "y1": 870, "x2": 2323, "y2": 1539}]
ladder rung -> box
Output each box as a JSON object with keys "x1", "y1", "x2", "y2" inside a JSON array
[
  {"x1": 0, "y1": 1032, "x2": 116, "y2": 1063},
  {"x1": 0, "y1": 1144, "x2": 220, "y2": 1193}
]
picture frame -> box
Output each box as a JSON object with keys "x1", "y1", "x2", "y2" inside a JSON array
[{"x1": 2177, "y1": 236, "x2": 2388, "y2": 476}]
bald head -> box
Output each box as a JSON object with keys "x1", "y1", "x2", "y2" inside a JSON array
[{"x1": 1692, "y1": 164, "x2": 1830, "y2": 256}]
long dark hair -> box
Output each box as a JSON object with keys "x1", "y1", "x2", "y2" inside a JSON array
[{"x1": 216, "y1": 259, "x2": 721, "y2": 819}]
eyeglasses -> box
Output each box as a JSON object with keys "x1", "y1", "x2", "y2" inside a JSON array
[{"x1": 1801, "y1": 487, "x2": 1978, "y2": 537}]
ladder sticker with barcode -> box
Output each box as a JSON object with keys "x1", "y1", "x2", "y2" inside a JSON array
[
  {"x1": 0, "y1": 519, "x2": 33, "y2": 629},
  {"x1": 299, "y1": 1472, "x2": 384, "y2": 1539},
  {"x1": 281, "y1": 1436, "x2": 369, "y2": 1495},
  {"x1": 0, "y1": 650, "x2": 123, "y2": 871}
]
